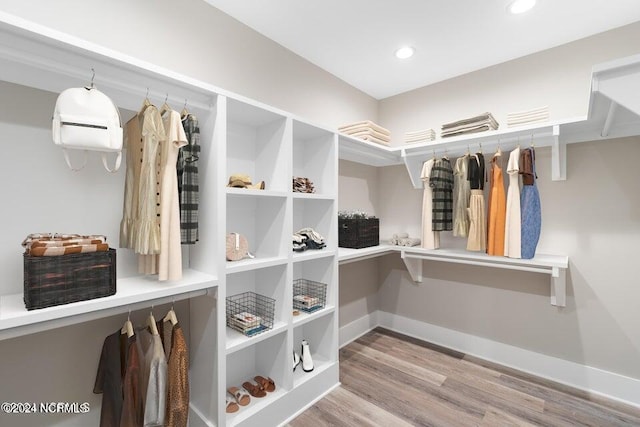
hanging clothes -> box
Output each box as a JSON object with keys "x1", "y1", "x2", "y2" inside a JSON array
[
  {"x1": 453, "y1": 155, "x2": 470, "y2": 237},
  {"x1": 504, "y1": 147, "x2": 521, "y2": 258},
  {"x1": 466, "y1": 153, "x2": 487, "y2": 251},
  {"x1": 430, "y1": 157, "x2": 454, "y2": 231},
  {"x1": 487, "y1": 153, "x2": 506, "y2": 256},
  {"x1": 178, "y1": 114, "x2": 200, "y2": 245},
  {"x1": 94, "y1": 331, "x2": 142, "y2": 427},
  {"x1": 120, "y1": 112, "x2": 144, "y2": 250},
  {"x1": 137, "y1": 327, "x2": 168, "y2": 427},
  {"x1": 421, "y1": 159, "x2": 440, "y2": 249},
  {"x1": 158, "y1": 321, "x2": 190, "y2": 427},
  {"x1": 520, "y1": 147, "x2": 541, "y2": 259}
]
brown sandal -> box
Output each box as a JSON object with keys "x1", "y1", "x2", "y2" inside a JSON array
[
  {"x1": 242, "y1": 380, "x2": 266, "y2": 398},
  {"x1": 226, "y1": 396, "x2": 239, "y2": 413},
  {"x1": 254, "y1": 375, "x2": 276, "y2": 392},
  {"x1": 227, "y1": 386, "x2": 251, "y2": 406}
]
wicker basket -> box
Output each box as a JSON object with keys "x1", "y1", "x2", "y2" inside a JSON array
[
  {"x1": 23, "y1": 248, "x2": 116, "y2": 310},
  {"x1": 293, "y1": 278, "x2": 327, "y2": 313},
  {"x1": 339, "y1": 217, "x2": 379, "y2": 249},
  {"x1": 226, "y1": 291, "x2": 275, "y2": 337}
]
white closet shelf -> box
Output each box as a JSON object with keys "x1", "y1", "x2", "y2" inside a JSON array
[
  {"x1": 225, "y1": 321, "x2": 288, "y2": 354},
  {"x1": 293, "y1": 357, "x2": 335, "y2": 389},
  {"x1": 226, "y1": 387, "x2": 288, "y2": 427},
  {"x1": 226, "y1": 188, "x2": 288, "y2": 198},
  {"x1": 338, "y1": 244, "x2": 397, "y2": 265},
  {"x1": 292, "y1": 249, "x2": 336, "y2": 263},
  {"x1": 226, "y1": 256, "x2": 289, "y2": 274},
  {"x1": 339, "y1": 245, "x2": 568, "y2": 307},
  {"x1": 337, "y1": 53, "x2": 640, "y2": 188},
  {"x1": 0, "y1": 269, "x2": 218, "y2": 341},
  {"x1": 292, "y1": 193, "x2": 336, "y2": 200},
  {"x1": 293, "y1": 305, "x2": 335, "y2": 328}
]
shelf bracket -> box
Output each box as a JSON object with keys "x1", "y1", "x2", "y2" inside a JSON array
[
  {"x1": 400, "y1": 251, "x2": 423, "y2": 282},
  {"x1": 551, "y1": 125, "x2": 566, "y2": 181},
  {"x1": 601, "y1": 101, "x2": 618, "y2": 137},
  {"x1": 550, "y1": 267, "x2": 566, "y2": 307}
]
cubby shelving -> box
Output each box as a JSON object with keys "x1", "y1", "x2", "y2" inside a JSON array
[
  {"x1": 293, "y1": 313, "x2": 337, "y2": 389},
  {"x1": 293, "y1": 198, "x2": 337, "y2": 251},
  {"x1": 292, "y1": 120, "x2": 337, "y2": 197}
]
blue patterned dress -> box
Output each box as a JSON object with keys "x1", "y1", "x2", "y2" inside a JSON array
[{"x1": 520, "y1": 148, "x2": 541, "y2": 259}]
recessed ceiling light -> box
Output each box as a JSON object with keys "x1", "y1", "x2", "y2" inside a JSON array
[
  {"x1": 507, "y1": 0, "x2": 536, "y2": 14},
  {"x1": 395, "y1": 46, "x2": 415, "y2": 59}
]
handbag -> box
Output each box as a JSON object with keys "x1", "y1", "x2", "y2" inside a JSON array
[
  {"x1": 226, "y1": 233, "x2": 255, "y2": 261},
  {"x1": 52, "y1": 85, "x2": 123, "y2": 172}
]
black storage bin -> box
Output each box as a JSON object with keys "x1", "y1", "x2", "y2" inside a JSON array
[
  {"x1": 23, "y1": 248, "x2": 116, "y2": 310},
  {"x1": 339, "y1": 217, "x2": 379, "y2": 249}
]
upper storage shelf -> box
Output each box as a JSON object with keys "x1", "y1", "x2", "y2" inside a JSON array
[{"x1": 337, "y1": 53, "x2": 640, "y2": 188}]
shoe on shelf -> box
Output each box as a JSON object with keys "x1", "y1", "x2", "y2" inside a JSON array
[
  {"x1": 225, "y1": 395, "x2": 239, "y2": 413},
  {"x1": 227, "y1": 386, "x2": 250, "y2": 406},
  {"x1": 293, "y1": 350, "x2": 301, "y2": 371},
  {"x1": 301, "y1": 339, "x2": 314, "y2": 373},
  {"x1": 254, "y1": 375, "x2": 276, "y2": 392},
  {"x1": 242, "y1": 380, "x2": 266, "y2": 398}
]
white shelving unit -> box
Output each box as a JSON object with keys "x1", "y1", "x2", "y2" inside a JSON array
[{"x1": 0, "y1": 12, "x2": 340, "y2": 427}]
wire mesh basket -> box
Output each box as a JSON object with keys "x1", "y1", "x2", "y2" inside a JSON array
[
  {"x1": 293, "y1": 278, "x2": 327, "y2": 313},
  {"x1": 226, "y1": 291, "x2": 275, "y2": 337}
]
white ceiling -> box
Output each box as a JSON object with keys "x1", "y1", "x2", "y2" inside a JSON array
[{"x1": 203, "y1": 0, "x2": 640, "y2": 100}]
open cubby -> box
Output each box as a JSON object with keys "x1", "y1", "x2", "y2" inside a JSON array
[
  {"x1": 227, "y1": 194, "x2": 287, "y2": 260},
  {"x1": 292, "y1": 120, "x2": 336, "y2": 197},
  {"x1": 227, "y1": 98, "x2": 290, "y2": 192},
  {"x1": 293, "y1": 313, "x2": 336, "y2": 388},
  {"x1": 226, "y1": 331, "x2": 288, "y2": 425},
  {"x1": 293, "y1": 198, "x2": 336, "y2": 252}
]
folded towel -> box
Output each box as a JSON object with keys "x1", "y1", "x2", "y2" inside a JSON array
[
  {"x1": 405, "y1": 128, "x2": 436, "y2": 137},
  {"x1": 346, "y1": 128, "x2": 391, "y2": 142},
  {"x1": 442, "y1": 118, "x2": 498, "y2": 134},
  {"x1": 442, "y1": 124, "x2": 494, "y2": 138},
  {"x1": 339, "y1": 120, "x2": 390, "y2": 136},
  {"x1": 507, "y1": 118, "x2": 549, "y2": 127},
  {"x1": 442, "y1": 113, "x2": 498, "y2": 130},
  {"x1": 399, "y1": 238, "x2": 421, "y2": 247},
  {"x1": 507, "y1": 113, "x2": 549, "y2": 125},
  {"x1": 389, "y1": 232, "x2": 409, "y2": 245}
]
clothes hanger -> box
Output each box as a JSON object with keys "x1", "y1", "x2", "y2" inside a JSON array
[
  {"x1": 443, "y1": 148, "x2": 449, "y2": 160},
  {"x1": 160, "y1": 93, "x2": 172, "y2": 117},
  {"x1": 494, "y1": 139, "x2": 502, "y2": 158},
  {"x1": 121, "y1": 309, "x2": 134, "y2": 338},
  {"x1": 86, "y1": 68, "x2": 96, "y2": 90},
  {"x1": 432, "y1": 149, "x2": 436, "y2": 161},
  {"x1": 180, "y1": 99, "x2": 189, "y2": 120},
  {"x1": 140, "y1": 87, "x2": 152, "y2": 114},
  {"x1": 147, "y1": 305, "x2": 159, "y2": 335},
  {"x1": 163, "y1": 301, "x2": 179, "y2": 326}
]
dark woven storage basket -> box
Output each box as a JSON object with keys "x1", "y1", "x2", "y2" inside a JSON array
[
  {"x1": 23, "y1": 248, "x2": 116, "y2": 310},
  {"x1": 339, "y1": 217, "x2": 379, "y2": 249}
]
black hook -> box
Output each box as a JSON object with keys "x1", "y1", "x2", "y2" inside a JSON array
[{"x1": 90, "y1": 68, "x2": 95, "y2": 88}]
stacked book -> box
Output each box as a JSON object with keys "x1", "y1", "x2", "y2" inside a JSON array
[
  {"x1": 293, "y1": 294, "x2": 323, "y2": 313},
  {"x1": 339, "y1": 120, "x2": 391, "y2": 146},
  {"x1": 228, "y1": 311, "x2": 266, "y2": 336},
  {"x1": 441, "y1": 112, "x2": 499, "y2": 138},
  {"x1": 507, "y1": 106, "x2": 549, "y2": 127},
  {"x1": 404, "y1": 128, "x2": 436, "y2": 144}
]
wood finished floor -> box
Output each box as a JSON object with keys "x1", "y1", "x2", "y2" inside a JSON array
[{"x1": 289, "y1": 328, "x2": 640, "y2": 427}]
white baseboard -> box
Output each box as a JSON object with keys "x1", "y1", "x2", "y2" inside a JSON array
[
  {"x1": 338, "y1": 310, "x2": 640, "y2": 408},
  {"x1": 339, "y1": 311, "x2": 378, "y2": 348}
]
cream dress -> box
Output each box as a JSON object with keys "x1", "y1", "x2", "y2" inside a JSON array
[
  {"x1": 453, "y1": 155, "x2": 470, "y2": 237},
  {"x1": 504, "y1": 147, "x2": 521, "y2": 258},
  {"x1": 421, "y1": 158, "x2": 440, "y2": 249}
]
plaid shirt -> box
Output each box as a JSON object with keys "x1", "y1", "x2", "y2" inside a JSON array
[
  {"x1": 178, "y1": 114, "x2": 200, "y2": 244},
  {"x1": 430, "y1": 158, "x2": 454, "y2": 231}
]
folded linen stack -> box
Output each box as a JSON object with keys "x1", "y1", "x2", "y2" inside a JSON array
[
  {"x1": 507, "y1": 106, "x2": 549, "y2": 127},
  {"x1": 441, "y1": 112, "x2": 499, "y2": 138},
  {"x1": 22, "y1": 233, "x2": 109, "y2": 256},
  {"x1": 293, "y1": 228, "x2": 326, "y2": 252},
  {"x1": 405, "y1": 128, "x2": 436, "y2": 144},
  {"x1": 388, "y1": 233, "x2": 421, "y2": 247},
  {"x1": 339, "y1": 120, "x2": 391, "y2": 146}
]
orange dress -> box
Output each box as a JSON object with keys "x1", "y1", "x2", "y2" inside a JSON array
[{"x1": 487, "y1": 154, "x2": 506, "y2": 255}]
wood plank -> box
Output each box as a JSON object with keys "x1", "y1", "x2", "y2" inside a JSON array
[
  {"x1": 348, "y1": 341, "x2": 447, "y2": 386},
  {"x1": 482, "y1": 406, "x2": 539, "y2": 427},
  {"x1": 374, "y1": 327, "x2": 466, "y2": 359}
]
